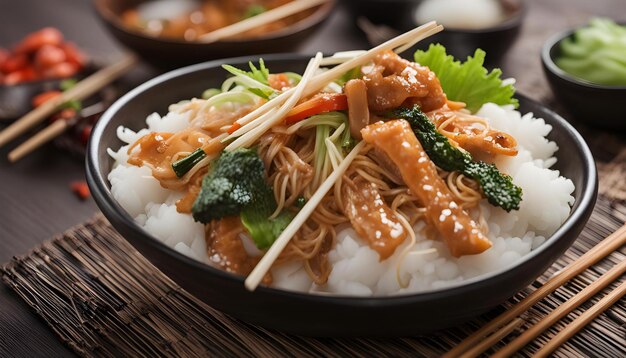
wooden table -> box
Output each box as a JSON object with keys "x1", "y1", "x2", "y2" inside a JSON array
[{"x1": 0, "y1": 0, "x2": 623, "y2": 356}]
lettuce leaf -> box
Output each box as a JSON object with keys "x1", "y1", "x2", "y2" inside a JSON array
[{"x1": 414, "y1": 44, "x2": 518, "y2": 113}]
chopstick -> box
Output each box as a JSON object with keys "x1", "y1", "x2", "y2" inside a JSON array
[
  {"x1": 444, "y1": 223, "x2": 626, "y2": 357},
  {"x1": 534, "y1": 280, "x2": 626, "y2": 357},
  {"x1": 0, "y1": 54, "x2": 136, "y2": 149},
  {"x1": 198, "y1": 0, "x2": 330, "y2": 43},
  {"x1": 491, "y1": 260, "x2": 626, "y2": 358},
  {"x1": 7, "y1": 102, "x2": 105, "y2": 162}
]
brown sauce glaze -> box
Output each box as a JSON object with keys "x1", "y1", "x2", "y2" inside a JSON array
[
  {"x1": 362, "y1": 51, "x2": 447, "y2": 113},
  {"x1": 342, "y1": 179, "x2": 407, "y2": 260},
  {"x1": 361, "y1": 119, "x2": 492, "y2": 257}
]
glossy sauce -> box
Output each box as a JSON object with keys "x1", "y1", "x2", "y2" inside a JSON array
[
  {"x1": 361, "y1": 119, "x2": 492, "y2": 257},
  {"x1": 363, "y1": 51, "x2": 447, "y2": 113},
  {"x1": 428, "y1": 106, "x2": 518, "y2": 157},
  {"x1": 342, "y1": 180, "x2": 407, "y2": 260},
  {"x1": 206, "y1": 216, "x2": 271, "y2": 283}
]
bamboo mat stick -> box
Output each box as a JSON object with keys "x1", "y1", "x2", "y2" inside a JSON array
[
  {"x1": 444, "y1": 223, "x2": 626, "y2": 357},
  {"x1": 459, "y1": 318, "x2": 525, "y2": 358},
  {"x1": 491, "y1": 260, "x2": 626, "y2": 358},
  {"x1": 534, "y1": 280, "x2": 626, "y2": 358},
  {"x1": 198, "y1": 0, "x2": 329, "y2": 43},
  {"x1": 0, "y1": 54, "x2": 136, "y2": 148}
]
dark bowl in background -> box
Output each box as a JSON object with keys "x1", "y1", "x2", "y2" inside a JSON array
[
  {"x1": 87, "y1": 54, "x2": 597, "y2": 336},
  {"x1": 342, "y1": 0, "x2": 526, "y2": 65},
  {"x1": 542, "y1": 27, "x2": 626, "y2": 131},
  {"x1": 93, "y1": 0, "x2": 334, "y2": 68}
]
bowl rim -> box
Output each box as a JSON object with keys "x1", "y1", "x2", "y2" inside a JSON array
[
  {"x1": 416, "y1": 0, "x2": 526, "y2": 34},
  {"x1": 87, "y1": 53, "x2": 597, "y2": 305},
  {"x1": 541, "y1": 24, "x2": 626, "y2": 90},
  {"x1": 92, "y1": 0, "x2": 335, "y2": 46}
]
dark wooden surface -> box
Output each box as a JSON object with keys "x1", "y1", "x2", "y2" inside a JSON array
[{"x1": 0, "y1": 0, "x2": 624, "y2": 356}]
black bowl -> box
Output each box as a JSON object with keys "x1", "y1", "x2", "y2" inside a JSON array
[
  {"x1": 342, "y1": 0, "x2": 526, "y2": 65},
  {"x1": 93, "y1": 0, "x2": 334, "y2": 68},
  {"x1": 541, "y1": 27, "x2": 626, "y2": 131},
  {"x1": 87, "y1": 54, "x2": 597, "y2": 336}
]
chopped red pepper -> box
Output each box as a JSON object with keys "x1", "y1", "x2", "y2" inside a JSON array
[
  {"x1": 32, "y1": 90, "x2": 62, "y2": 107},
  {"x1": 70, "y1": 181, "x2": 90, "y2": 200},
  {"x1": 284, "y1": 93, "x2": 348, "y2": 125}
]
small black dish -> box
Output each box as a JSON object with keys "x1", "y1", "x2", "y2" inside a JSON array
[
  {"x1": 342, "y1": 0, "x2": 526, "y2": 65},
  {"x1": 541, "y1": 26, "x2": 626, "y2": 131},
  {"x1": 0, "y1": 63, "x2": 98, "y2": 122},
  {"x1": 87, "y1": 54, "x2": 597, "y2": 336},
  {"x1": 93, "y1": 0, "x2": 335, "y2": 68}
]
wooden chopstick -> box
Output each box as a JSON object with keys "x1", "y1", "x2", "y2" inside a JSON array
[
  {"x1": 444, "y1": 223, "x2": 626, "y2": 357},
  {"x1": 0, "y1": 54, "x2": 136, "y2": 149},
  {"x1": 8, "y1": 102, "x2": 105, "y2": 162},
  {"x1": 198, "y1": 0, "x2": 330, "y2": 43},
  {"x1": 491, "y1": 259, "x2": 626, "y2": 358},
  {"x1": 534, "y1": 280, "x2": 626, "y2": 357},
  {"x1": 459, "y1": 318, "x2": 525, "y2": 358}
]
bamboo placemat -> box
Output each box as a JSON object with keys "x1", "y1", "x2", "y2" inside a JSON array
[{"x1": 1, "y1": 192, "x2": 625, "y2": 357}]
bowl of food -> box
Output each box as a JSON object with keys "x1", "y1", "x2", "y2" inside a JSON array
[
  {"x1": 87, "y1": 28, "x2": 597, "y2": 335},
  {"x1": 542, "y1": 18, "x2": 626, "y2": 130},
  {"x1": 343, "y1": 0, "x2": 525, "y2": 65},
  {"x1": 93, "y1": 0, "x2": 334, "y2": 68}
]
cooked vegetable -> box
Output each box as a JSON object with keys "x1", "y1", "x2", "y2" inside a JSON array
[
  {"x1": 361, "y1": 119, "x2": 492, "y2": 257},
  {"x1": 192, "y1": 148, "x2": 292, "y2": 249},
  {"x1": 557, "y1": 18, "x2": 626, "y2": 86},
  {"x1": 344, "y1": 79, "x2": 369, "y2": 140},
  {"x1": 390, "y1": 106, "x2": 522, "y2": 211},
  {"x1": 32, "y1": 90, "x2": 61, "y2": 108},
  {"x1": 285, "y1": 93, "x2": 348, "y2": 125},
  {"x1": 172, "y1": 148, "x2": 207, "y2": 178},
  {"x1": 222, "y1": 59, "x2": 276, "y2": 100},
  {"x1": 202, "y1": 88, "x2": 221, "y2": 99},
  {"x1": 414, "y1": 44, "x2": 518, "y2": 112},
  {"x1": 244, "y1": 4, "x2": 266, "y2": 18}
]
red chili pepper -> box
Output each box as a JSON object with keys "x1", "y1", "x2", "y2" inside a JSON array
[
  {"x1": 284, "y1": 93, "x2": 348, "y2": 125},
  {"x1": 32, "y1": 90, "x2": 62, "y2": 108},
  {"x1": 14, "y1": 27, "x2": 63, "y2": 55},
  {"x1": 70, "y1": 181, "x2": 90, "y2": 200}
]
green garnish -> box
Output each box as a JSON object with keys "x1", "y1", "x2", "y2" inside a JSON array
[
  {"x1": 295, "y1": 196, "x2": 306, "y2": 208},
  {"x1": 201, "y1": 88, "x2": 221, "y2": 99},
  {"x1": 222, "y1": 59, "x2": 271, "y2": 86},
  {"x1": 172, "y1": 148, "x2": 207, "y2": 178},
  {"x1": 390, "y1": 106, "x2": 522, "y2": 212},
  {"x1": 222, "y1": 59, "x2": 277, "y2": 100},
  {"x1": 244, "y1": 4, "x2": 266, "y2": 19},
  {"x1": 414, "y1": 44, "x2": 518, "y2": 113},
  {"x1": 247, "y1": 87, "x2": 275, "y2": 100},
  {"x1": 335, "y1": 67, "x2": 361, "y2": 86},
  {"x1": 192, "y1": 148, "x2": 291, "y2": 249},
  {"x1": 59, "y1": 99, "x2": 82, "y2": 111},
  {"x1": 557, "y1": 18, "x2": 626, "y2": 86},
  {"x1": 60, "y1": 78, "x2": 78, "y2": 91}
]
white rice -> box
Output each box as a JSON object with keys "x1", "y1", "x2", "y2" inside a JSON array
[{"x1": 108, "y1": 103, "x2": 575, "y2": 296}]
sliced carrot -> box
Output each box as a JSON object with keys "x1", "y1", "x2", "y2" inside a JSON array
[
  {"x1": 227, "y1": 121, "x2": 242, "y2": 134},
  {"x1": 32, "y1": 90, "x2": 62, "y2": 107},
  {"x1": 284, "y1": 93, "x2": 348, "y2": 125},
  {"x1": 70, "y1": 181, "x2": 90, "y2": 200}
]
